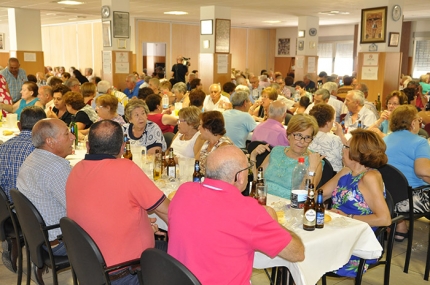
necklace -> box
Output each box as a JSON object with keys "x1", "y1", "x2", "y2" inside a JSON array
[{"x1": 284, "y1": 146, "x2": 308, "y2": 158}]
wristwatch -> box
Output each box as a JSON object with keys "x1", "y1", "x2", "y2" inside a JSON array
[{"x1": 308, "y1": 171, "x2": 315, "y2": 177}]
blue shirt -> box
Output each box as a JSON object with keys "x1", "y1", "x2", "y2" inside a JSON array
[
  {"x1": 0, "y1": 68, "x2": 27, "y2": 102},
  {"x1": 0, "y1": 130, "x2": 34, "y2": 201},
  {"x1": 124, "y1": 81, "x2": 144, "y2": 99},
  {"x1": 223, "y1": 109, "x2": 256, "y2": 149}
]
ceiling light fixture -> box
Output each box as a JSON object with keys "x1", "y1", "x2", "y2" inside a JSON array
[
  {"x1": 164, "y1": 11, "x2": 188, "y2": 15},
  {"x1": 319, "y1": 10, "x2": 349, "y2": 16},
  {"x1": 57, "y1": 0, "x2": 85, "y2": 5},
  {"x1": 263, "y1": 20, "x2": 281, "y2": 24}
]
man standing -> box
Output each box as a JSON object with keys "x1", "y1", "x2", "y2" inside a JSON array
[
  {"x1": 343, "y1": 90, "x2": 377, "y2": 133},
  {"x1": 124, "y1": 74, "x2": 143, "y2": 99},
  {"x1": 0, "y1": 106, "x2": 46, "y2": 273},
  {"x1": 171, "y1": 56, "x2": 188, "y2": 83},
  {"x1": 37, "y1": 85, "x2": 54, "y2": 112},
  {"x1": 223, "y1": 91, "x2": 256, "y2": 149},
  {"x1": 0, "y1": 58, "x2": 27, "y2": 102},
  {"x1": 67, "y1": 120, "x2": 169, "y2": 285},
  {"x1": 17, "y1": 118, "x2": 75, "y2": 283},
  {"x1": 251, "y1": 100, "x2": 289, "y2": 147},
  {"x1": 168, "y1": 145, "x2": 304, "y2": 285}
]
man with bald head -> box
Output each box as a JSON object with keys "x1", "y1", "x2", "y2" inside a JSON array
[
  {"x1": 168, "y1": 145, "x2": 304, "y2": 285},
  {"x1": 17, "y1": 118, "x2": 75, "y2": 283}
]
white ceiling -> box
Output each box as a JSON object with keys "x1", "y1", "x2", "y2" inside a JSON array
[{"x1": 0, "y1": 0, "x2": 429, "y2": 28}]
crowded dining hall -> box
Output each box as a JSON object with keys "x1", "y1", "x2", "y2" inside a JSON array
[{"x1": 1, "y1": 1, "x2": 430, "y2": 284}]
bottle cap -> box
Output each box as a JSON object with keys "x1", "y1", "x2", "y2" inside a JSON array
[{"x1": 298, "y1": 157, "x2": 305, "y2": 163}]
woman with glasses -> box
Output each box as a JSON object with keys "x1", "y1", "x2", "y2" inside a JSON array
[
  {"x1": 383, "y1": 104, "x2": 430, "y2": 241},
  {"x1": 95, "y1": 94, "x2": 125, "y2": 125},
  {"x1": 368, "y1": 90, "x2": 407, "y2": 138},
  {"x1": 170, "y1": 106, "x2": 204, "y2": 159},
  {"x1": 250, "y1": 114, "x2": 323, "y2": 199},
  {"x1": 320, "y1": 129, "x2": 391, "y2": 277},
  {"x1": 145, "y1": 94, "x2": 178, "y2": 133},
  {"x1": 248, "y1": 87, "x2": 278, "y2": 122}
]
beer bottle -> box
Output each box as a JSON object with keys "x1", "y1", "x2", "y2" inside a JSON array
[
  {"x1": 376, "y1": 93, "x2": 382, "y2": 112},
  {"x1": 192, "y1": 160, "x2": 202, "y2": 182},
  {"x1": 153, "y1": 149, "x2": 162, "y2": 180},
  {"x1": 256, "y1": 167, "x2": 264, "y2": 185},
  {"x1": 316, "y1": 189, "x2": 325, "y2": 229},
  {"x1": 303, "y1": 182, "x2": 316, "y2": 231},
  {"x1": 69, "y1": 115, "x2": 79, "y2": 151},
  {"x1": 167, "y1": 148, "x2": 176, "y2": 179},
  {"x1": 123, "y1": 140, "x2": 133, "y2": 160},
  {"x1": 161, "y1": 151, "x2": 167, "y2": 175}
]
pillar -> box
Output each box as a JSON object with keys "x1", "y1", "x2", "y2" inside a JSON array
[{"x1": 294, "y1": 16, "x2": 319, "y2": 83}]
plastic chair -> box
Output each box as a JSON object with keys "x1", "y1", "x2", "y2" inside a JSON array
[
  {"x1": 378, "y1": 164, "x2": 430, "y2": 275},
  {"x1": 140, "y1": 248, "x2": 201, "y2": 285},
  {"x1": 60, "y1": 217, "x2": 140, "y2": 284},
  {"x1": 10, "y1": 189, "x2": 73, "y2": 285},
  {"x1": 0, "y1": 187, "x2": 24, "y2": 285},
  {"x1": 163, "y1": 132, "x2": 175, "y2": 149},
  {"x1": 247, "y1": 140, "x2": 273, "y2": 168}
]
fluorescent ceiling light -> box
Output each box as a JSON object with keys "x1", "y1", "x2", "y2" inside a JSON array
[
  {"x1": 263, "y1": 20, "x2": 281, "y2": 24},
  {"x1": 57, "y1": 0, "x2": 84, "y2": 5},
  {"x1": 319, "y1": 10, "x2": 349, "y2": 15},
  {"x1": 164, "y1": 11, "x2": 188, "y2": 15}
]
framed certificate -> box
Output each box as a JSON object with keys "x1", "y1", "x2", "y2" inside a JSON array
[{"x1": 113, "y1": 11, "x2": 129, "y2": 38}]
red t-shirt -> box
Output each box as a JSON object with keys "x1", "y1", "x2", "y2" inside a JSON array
[
  {"x1": 66, "y1": 156, "x2": 165, "y2": 266},
  {"x1": 147, "y1": 113, "x2": 174, "y2": 133},
  {"x1": 168, "y1": 179, "x2": 291, "y2": 285}
]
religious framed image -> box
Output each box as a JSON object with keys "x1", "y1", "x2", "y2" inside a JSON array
[
  {"x1": 215, "y1": 19, "x2": 230, "y2": 53},
  {"x1": 113, "y1": 11, "x2": 130, "y2": 38},
  {"x1": 388, "y1": 32, "x2": 400, "y2": 47},
  {"x1": 102, "y1": 21, "x2": 112, "y2": 47},
  {"x1": 278, "y1": 38, "x2": 290, "y2": 55},
  {"x1": 360, "y1": 6, "x2": 387, "y2": 44},
  {"x1": 0, "y1": 33, "x2": 4, "y2": 50},
  {"x1": 201, "y1": 20, "x2": 213, "y2": 35}
]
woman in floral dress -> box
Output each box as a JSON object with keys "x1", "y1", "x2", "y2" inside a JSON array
[
  {"x1": 320, "y1": 129, "x2": 391, "y2": 277},
  {"x1": 0, "y1": 75, "x2": 13, "y2": 118}
]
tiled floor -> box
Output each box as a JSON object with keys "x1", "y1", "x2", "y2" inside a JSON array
[{"x1": 1, "y1": 218, "x2": 429, "y2": 285}]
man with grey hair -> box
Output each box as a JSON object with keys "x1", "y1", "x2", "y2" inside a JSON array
[
  {"x1": 251, "y1": 100, "x2": 289, "y2": 147},
  {"x1": 124, "y1": 74, "x2": 143, "y2": 99},
  {"x1": 304, "y1": 88, "x2": 343, "y2": 122},
  {"x1": 17, "y1": 118, "x2": 75, "y2": 283},
  {"x1": 203, "y1": 83, "x2": 231, "y2": 111},
  {"x1": 303, "y1": 73, "x2": 316, "y2": 91},
  {"x1": 168, "y1": 145, "x2": 304, "y2": 284},
  {"x1": 37, "y1": 85, "x2": 54, "y2": 112},
  {"x1": 343, "y1": 90, "x2": 377, "y2": 133},
  {"x1": 223, "y1": 91, "x2": 256, "y2": 148},
  {"x1": 249, "y1": 75, "x2": 261, "y2": 103},
  {"x1": 322, "y1": 82, "x2": 344, "y2": 122},
  {"x1": 354, "y1": 82, "x2": 379, "y2": 119},
  {"x1": 186, "y1": 73, "x2": 196, "y2": 91},
  {"x1": 85, "y1": 67, "x2": 93, "y2": 81},
  {"x1": 64, "y1": 77, "x2": 81, "y2": 93},
  {"x1": 94, "y1": 80, "x2": 128, "y2": 115}
]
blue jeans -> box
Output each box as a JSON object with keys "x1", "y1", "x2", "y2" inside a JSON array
[
  {"x1": 42, "y1": 241, "x2": 67, "y2": 257},
  {"x1": 111, "y1": 272, "x2": 140, "y2": 285}
]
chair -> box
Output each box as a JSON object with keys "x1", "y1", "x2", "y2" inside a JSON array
[
  {"x1": 247, "y1": 140, "x2": 273, "y2": 168},
  {"x1": 321, "y1": 191, "x2": 402, "y2": 285},
  {"x1": 378, "y1": 164, "x2": 430, "y2": 275},
  {"x1": 0, "y1": 187, "x2": 24, "y2": 285},
  {"x1": 418, "y1": 128, "x2": 429, "y2": 139},
  {"x1": 10, "y1": 189, "x2": 72, "y2": 285},
  {"x1": 317, "y1": 158, "x2": 335, "y2": 189},
  {"x1": 140, "y1": 248, "x2": 201, "y2": 285},
  {"x1": 163, "y1": 132, "x2": 175, "y2": 149},
  {"x1": 424, "y1": 123, "x2": 430, "y2": 137},
  {"x1": 284, "y1": 113, "x2": 293, "y2": 126},
  {"x1": 60, "y1": 217, "x2": 140, "y2": 284}
]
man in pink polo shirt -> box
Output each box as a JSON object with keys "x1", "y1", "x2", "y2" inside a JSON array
[{"x1": 168, "y1": 145, "x2": 304, "y2": 284}]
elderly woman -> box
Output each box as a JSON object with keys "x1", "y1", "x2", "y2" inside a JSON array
[
  {"x1": 321, "y1": 129, "x2": 391, "y2": 276},
  {"x1": 63, "y1": 91, "x2": 98, "y2": 133},
  {"x1": 249, "y1": 87, "x2": 278, "y2": 122},
  {"x1": 250, "y1": 114, "x2": 323, "y2": 199},
  {"x1": 309, "y1": 104, "x2": 344, "y2": 172},
  {"x1": 0, "y1": 81, "x2": 43, "y2": 120},
  {"x1": 81, "y1": 82, "x2": 97, "y2": 105},
  {"x1": 369, "y1": 90, "x2": 406, "y2": 137},
  {"x1": 123, "y1": 99, "x2": 167, "y2": 154},
  {"x1": 172, "y1": 82, "x2": 190, "y2": 107},
  {"x1": 383, "y1": 105, "x2": 430, "y2": 241},
  {"x1": 95, "y1": 94, "x2": 125, "y2": 125},
  {"x1": 170, "y1": 106, "x2": 204, "y2": 158},
  {"x1": 146, "y1": 94, "x2": 178, "y2": 133},
  {"x1": 196, "y1": 110, "x2": 233, "y2": 176}
]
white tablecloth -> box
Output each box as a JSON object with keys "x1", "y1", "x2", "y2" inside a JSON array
[
  {"x1": 253, "y1": 195, "x2": 383, "y2": 285},
  {"x1": 0, "y1": 125, "x2": 20, "y2": 143}
]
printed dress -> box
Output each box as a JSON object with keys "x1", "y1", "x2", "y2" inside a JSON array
[{"x1": 331, "y1": 170, "x2": 384, "y2": 277}]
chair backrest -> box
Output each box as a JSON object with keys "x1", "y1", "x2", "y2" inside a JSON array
[
  {"x1": 247, "y1": 140, "x2": 273, "y2": 168},
  {"x1": 10, "y1": 189, "x2": 48, "y2": 268},
  {"x1": 419, "y1": 128, "x2": 429, "y2": 139},
  {"x1": 378, "y1": 164, "x2": 409, "y2": 205},
  {"x1": 140, "y1": 248, "x2": 201, "y2": 285},
  {"x1": 163, "y1": 132, "x2": 175, "y2": 149},
  {"x1": 284, "y1": 113, "x2": 293, "y2": 126},
  {"x1": 60, "y1": 217, "x2": 110, "y2": 285},
  {"x1": 0, "y1": 187, "x2": 11, "y2": 241},
  {"x1": 317, "y1": 158, "x2": 335, "y2": 189}
]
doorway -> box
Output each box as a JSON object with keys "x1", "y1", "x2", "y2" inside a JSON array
[{"x1": 142, "y1": 42, "x2": 166, "y2": 77}]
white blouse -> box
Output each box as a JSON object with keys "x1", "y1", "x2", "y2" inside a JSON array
[{"x1": 170, "y1": 131, "x2": 201, "y2": 158}]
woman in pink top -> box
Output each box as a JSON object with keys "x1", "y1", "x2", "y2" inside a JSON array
[{"x1": 145, "y1": 94, "x2": 177, "y2": 133}]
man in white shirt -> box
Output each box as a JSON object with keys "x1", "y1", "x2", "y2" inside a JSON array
[
  {"x1": 322, "y1": 82, "x2": 344, "y2": 122},
  {"x1": 203, "y1": 84, "x2": 231, "y2": 111},
  {"x1": 343, "y1": 90, "x2": 377, "y2": 133}
]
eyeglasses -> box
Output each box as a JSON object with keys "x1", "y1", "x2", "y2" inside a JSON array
[
  {"x1": 234, "y1": 161, "x2": 254, "y2": 182},
  {"x1": 292, "y1": 133, "x2": 313, "y2": 143},
  {"x1": 96, "y1": 105, "x2": 105, "y2": 109},
  {"x1": 343, "y1": 144, "x2": 350, "y2": 149},
  {"x1": 387, "y1": 102, "x2": 399, "y2": 106},
  {"x1": 177, "y1": 119, "x2": 186, "y2": 124}
]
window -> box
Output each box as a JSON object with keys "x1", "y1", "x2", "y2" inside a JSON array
[
  {"x1": 317, "y1": 41, "x2": 353, "y2": 75},
  {"x1": 412, "y1": 39, "x2": 430, "y2": 78}
]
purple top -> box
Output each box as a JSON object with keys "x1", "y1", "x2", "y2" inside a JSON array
[{"x1": 251, "y1": 119, "x2": 289, "y2": 147}]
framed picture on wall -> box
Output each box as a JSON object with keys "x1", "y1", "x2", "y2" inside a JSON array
[
  {"x1": 215, "y1": 19, "x2": 230, "y2": 53},
  {"x1": 0, "y1": 33, "x2": 4, "y2": 50},
  {"x1": 388, "y1": 32, "x2": 400, "y2": 47},
  {"x1": 360, "y1": 6, "x2": 387, "y2": 43},
  {"x1": 102, "y1": 21, "x2": 112, "y2": 47},
  {"x1": 113, "y1": 11, "x2": 130, "y2": 38},
  {"x1": 201, "y1": 20, "x2": 213, "y2": 35}
]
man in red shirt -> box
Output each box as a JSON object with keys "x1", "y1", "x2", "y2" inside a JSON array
[{"x1": 168, "y1": 145, "x2": 304, "y2": 284}]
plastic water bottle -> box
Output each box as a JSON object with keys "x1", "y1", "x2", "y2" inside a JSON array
[
  {"x1": 162, "y1": 93, "x2": 169, "y2": 109},
  {"x1": 294, "y1": 92, "x2": 300, "y2": 102},
  {"x1": 291, "y1": 157, "x2": 307, "y2": 205}
]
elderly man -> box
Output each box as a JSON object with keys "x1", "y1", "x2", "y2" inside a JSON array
[
  {"x1": 168, "y1": 145, "x2": 304, "y2": 284},
  {"x1": 94, "y1": 80, "x2": 128, "y2": 116},
  {"x1": 321, "y1": 82, "x2": 344, "y2": 122},
  {"x1": 343, "y1": 90, "x2": 377, "y2": 133},
  {"x1": 0, "y1": 58, "x2": 27, "y2": 102},
  {"x1": 248, "y1": 75, "x2": 261, "y2": 103},
  {"x1": 37, "y1": 85, "x2": 54, "y2": 112},
  {"x1": 303, "y1": 73, "x2": 316, "y2": 91},
  {"x1": 275, "y1": 75, "x2": 291, "y2": 98},
  {"x1": 148, "y1": 78, "x2": 160, "y2": 95},
  {"x1": 304, "y1": 88, "x2": 344, "y2": 122},
  {"x1": 84, "y1": 67, "x2": 93, "y2": 81},
  {"x1": 124, "y1": 74, "x2": 143, "y2": 99},
  {"x1": 17, "y1": 118, "x2": 75, "y2": 283},
  {"x1": 203, "y1": 84, "x2": 231, "y2": 111},
  {"x1": 223, "y1": 91, "x2": 256, "y2": 149},
  {"x1": 251, "y1": 100, "x2": 289, "y2": 147},
  {"x1": 171, "y1": 56, "x2": 188, "y2": 83},
  {"x1": 64, "y1": 78, "x2": 81, "y2": 93},
  {"x1": 354, "y1": 82, "x2": 380, "y2": 119},
  {"x1": 0, "y1": 106, "x2": 46, "y2": 273},
  {"x1": 67, "y1": 120, "x2": 169, "y2": 285}
]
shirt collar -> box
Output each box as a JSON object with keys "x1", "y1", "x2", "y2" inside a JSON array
[{"x1": 84, "y1": 153, "x2": 117, "y2": 160}]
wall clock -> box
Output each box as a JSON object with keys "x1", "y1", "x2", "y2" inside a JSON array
[
  {"x1": 101, "y1": 6, "x2": 111, "y2": 18},
  {"x1": 392, "y1": 5, "x2": 402, "y2": 21}
]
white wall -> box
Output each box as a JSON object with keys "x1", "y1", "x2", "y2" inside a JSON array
[{"x1": 275, "y1": 27, "x2": 298, "y2": 57}]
